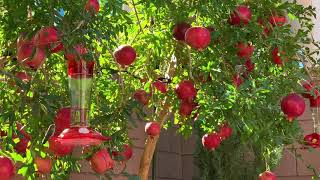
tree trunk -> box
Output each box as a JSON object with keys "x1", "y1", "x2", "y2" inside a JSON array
[{"x1": 138, "y1": 100, "x2": 171, "y2": 180}]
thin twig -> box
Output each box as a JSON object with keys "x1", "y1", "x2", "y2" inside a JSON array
[{"x1": 131, "y1": 0, "x2": 144, "y2": 33}]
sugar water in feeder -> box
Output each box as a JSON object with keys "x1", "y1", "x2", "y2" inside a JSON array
[{"x1": 56, "y1": 59, "x2": 110, "y2": 146}]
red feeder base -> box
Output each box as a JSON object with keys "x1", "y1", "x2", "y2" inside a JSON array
[{"x1": 56, "y1": 127, "x2": 111, "y2": 146}]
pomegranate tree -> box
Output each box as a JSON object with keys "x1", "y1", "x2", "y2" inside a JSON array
[{"x1": 0, "y1": 0, "x2": 317, "y2": 180}]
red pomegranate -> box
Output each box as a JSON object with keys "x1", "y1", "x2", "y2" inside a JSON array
[
  {"x1": 304, "y1": 133, "x2": 320, "y2": 148},
  {"x1": 185, "y1": 27, "x2": 211, "y2": 50},
  {"x1": 15, "y1": 72, "x2": 31, "y2": 82},
  {"x1": 175, "y1": 80, "x2": 197, "y2": 101},
  {"x1": 271, "y1": 47, "x2": 285, "y2": 65},
  {"x1": 232, "y1": 74, "x2": 244, "y2": 88},
  {"x1": 0, "y1": 156, "x2": 15, "y2": 180},
  {"x1": 309, "y1": 96, "x2": 320, "y2": 107},
  {"x1": 35, "y1": 27, "x2": 59, "y2": 46},
  {"x1": 54, "y1": 108, "x2": 71, "y2": 136},
  {"x1": 113, "y1": 45, "x2": 137, "y2": 66},
  {"x1": 35, "y1": 157, "x2": 52, "y2": 174},
  {"x1": 269, "y1": 15, "x2": 286, "y2": 26},
  {"x1": 245, "y1": 58, "x2": 255, "y2": 72},
  {"x1": 15, "y1": 138, "x2": 29, "y2": 154},
  {"x1": 302, "y1": 81, "x2": 315, "y2": 92},
  {"x1": 48, "y1": 136, "x2": 73, "y2": 157},
  {"x1": 134, "y1": 90, "x2": 150, "y2": 105},
  {"x1": 64, "y1": 44, "x2": 88, "y2": 61},
  {"x1": 17, "y1": 41, "x2": 34, "y2": 64},
  {"x1": 112, "y1": 144, "x2": 133, "y2": 161},
  {"x1": 229, "y1": 5, "x2": 252, "y2": 25},
  {"x1": 85, "y1": 0, "x2": 100, "y2": 14},
  {"x1": 179, "y1": 101, "x2": 196, "y2": 117},
  {"x1": 90, "y1": 149, "x2": 114, "y2": 174},
  {"x1": 237, "y1": 42, "x2": 254, "y2": 58},
  {"x1": 145, "y1": 122, "x2": 161, "y2": 137},
  {"x1": 218, "y1": 124, "x2": 233, "y2": 140},
  {"x1": 281, "y1": 93, "x2": 306, "y2": 121},
  {"x1": 172, "y1": 22, "x2": 191, "y2": 41},
  {"x1": 259, "y1": 171, "x2": 277, "y2": 180},
  {"x1": 202, "y1": 133, "x2": 221, "y2": 150},
  {"x1": 152, "y1": 81, "x2": 167, "y2": 94}
]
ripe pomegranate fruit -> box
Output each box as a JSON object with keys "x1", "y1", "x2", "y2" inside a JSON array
[
  {"x1": 175, "y1": 80, "x2": 197, "y2": 101},
  {"x1": 202, "y1": 133, "x2": 221, "y2": 150},
  {"x1": 35, "y1": 157, "x2": 52, "y2": 174},
  {"x1": 302, "y1": 81, "x2": 315, "y2": 92},
  {"x1": 65, "y1": 44, "x2": 88, "y2": 61},
  {"x1": 112, "y1": 144, "x2": 133, "y2": 161},
  {"x1": 229, "y1": 5, "x2": 252, "y2": 26},
  {"x1": 0, "y1": 156, "x2": 15, "y2": 180},
  {"x1": 304, "y1": 133, "x2": 320, "y2": 148},
  {"x1": 15, "y1": 72, "x2": 31, "y2": 83},
  {"x1": 218, "y1": 124, "x2": 233, "y2": 140},
  {"x1": 232, "y1": 74, "x2": 244, "y2": 88},
  {"x1": 48, "y1": 136, "x2": 73, "y2": 157},
  {"x1": 269, "y1": 15, "x2": 286, "y2": 26},
  {"x1": 152, "y1": 81, "x2": 167, "y2": 94},
  {"x1": 35, "y1": 27, "x2": 59, "y2": 46},
  {"x1": 15, "y1": 138, "x2": 29, "y2": 154},
  {"x1": 85, "y1": 0, "x2": 100, "y2": 14},
  {"x1": 271, "y1": 47, "x2": 285, "y2": 65},
  {"x1": 237, "y1": 42, "x2": 254, "y2": 58},
  {"x1": 259, "y1": 171, "x2": 277, "y2": 180},
  {"x1": 17, "y1": 41, "x2": 34, "y2": 64},
  {"x1": 179, "y1": 101, "x2": 196, "y2": 117},
  {"x1": 145, "y1": 122, "x2": 161, "y2": 137},
  {"x1": 54, "y1": 108, "x2": 71, "y2": 136},
  {"x1": 113, "y1": 45, "x2": 137, "y2": 66},
  {"x1": 90, "y1": 149, "x2": 114, "y2": 174},
  {"x1": 245, "y1": 58, "x2": 255, "y2": 72},
  {"x1": 309, "y1": 96, "x2": 320, "y2": 108},
  {"x1": 134, "y1": 90, "x2": 150, "y2": 105},
  {"x1": 172, "y1": 22, "x2": 191, "y2": 41},
  {"x1": 185, "y1": 27, "x2": 211, "y2": 50},
  {"x1": 281, "y1": 93, "x2": 306, "y2": 121}
]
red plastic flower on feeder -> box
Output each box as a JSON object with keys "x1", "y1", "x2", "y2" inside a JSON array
[
  {"x1": 304, "y1": 133, "x2": 320, "y2": 148},
  {"x1": 57, "y1": 127, "x2": 111, "y2": 146},
  {"x1": 67, "y1": 59, "x2": 95, "y2": 79}
]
